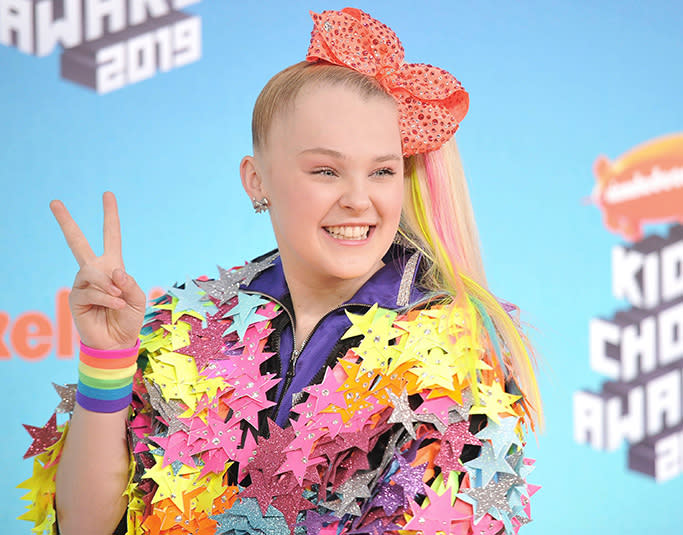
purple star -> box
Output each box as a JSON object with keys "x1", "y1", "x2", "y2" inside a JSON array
[
  {"x1": 391, "y1": 453, "x2": 427, "y2": 501},
  {"x1": 298, "y1": 510, "x2": 338, "y2": 535},
  {"x1": 370, "y1": 481, "x2": 404, "y2": 515}
]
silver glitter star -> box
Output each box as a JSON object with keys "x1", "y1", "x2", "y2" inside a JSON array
[
  {"x1": 459, "y1": 475, "x2": 516, "y2": 523},
  {"x1": 515, "y1": 515, "x2": 532, "y2": 527},
  {"x1": 387, "y1": 389, "x2": 417, "y2": 439},
  {"x1": 160, "y1": 400, "x2": 190, "y2": 435},
  {"x1": 52, "y1": 383, "x2": 76, "y2": 413},
  {"x1": 197, "y1": 253, "x2": 277, "y2": 305},
  {"x1": 415, "y1": 410, "x2": 447, "y2": 433},
  {"x1": 144, "y1": 379, "x2": 168, "y2": 413},
  {"x1": 451, "y1": 388, "x2": 474, "y2": 422},
  {"x1": 324, "y1": 470, "x2": 377, "y2": 518},
  {"x1": 143, "y1": 379, "x2": 190, "y2": 434}
]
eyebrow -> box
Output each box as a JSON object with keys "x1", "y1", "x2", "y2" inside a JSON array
[{"x1": 298, "y1": 147, "x2": 402, "y2": 162}]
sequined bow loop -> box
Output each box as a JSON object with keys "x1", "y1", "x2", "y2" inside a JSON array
[{"x1": 307, "y1": 8, "x2": 469, "y2": 156}]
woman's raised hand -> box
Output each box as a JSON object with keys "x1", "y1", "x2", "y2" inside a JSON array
[{"x1": 50, "y1": 192, "x2": 146, "y2": 350}]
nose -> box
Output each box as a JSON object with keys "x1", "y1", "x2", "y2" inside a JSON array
[{"x1": 339, "y1": 175, "x2": 372, "y2": 213}]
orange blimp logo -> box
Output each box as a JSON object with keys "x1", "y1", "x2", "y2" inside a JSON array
[{"x1": 591, "y1": 133, "x2": 683, "y2": 242}]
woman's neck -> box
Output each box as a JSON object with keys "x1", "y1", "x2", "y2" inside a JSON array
[{"x1": 282, "y1": 261, "x2": 384, "y2": 347}]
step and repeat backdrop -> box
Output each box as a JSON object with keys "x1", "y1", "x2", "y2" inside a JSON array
[{"x1": 1, "y1": 1, "x2": 682, "y2": 533}]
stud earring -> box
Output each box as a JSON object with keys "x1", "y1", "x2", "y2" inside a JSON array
[{"x1": 252, "y1": 197, "x2": 270, "y2": 214}]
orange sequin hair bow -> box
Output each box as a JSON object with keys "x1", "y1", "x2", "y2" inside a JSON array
[{"x1": 306, "y1": 7, "x2": 469, "y2": 156}]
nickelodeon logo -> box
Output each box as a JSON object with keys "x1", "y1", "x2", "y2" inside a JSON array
[
  {"x1": 591, "y1": 133, "x2": 683, "y2": 242},
  {"x1": 576, "y1": 133, "x2": 683, "y2": 481},
  {"x1": 1, "y1": 287, "x2": 163, "y2": 361}
]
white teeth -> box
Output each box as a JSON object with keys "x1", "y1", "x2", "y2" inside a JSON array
[{"x1": 325, "y1": 225, "x2": 370, "y2": 240}]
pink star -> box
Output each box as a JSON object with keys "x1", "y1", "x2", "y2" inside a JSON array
[
  {"x1": 234, "y1": 431, "x2": 258, "y2": 481},
  {"x1": 286, "y1": 418, "x2": 328, "y2": 457},
  {"x1": 276, "y1": 448, "x2": 325, "y2": 486},
  {"x1": 200, "y1": 359, "x2": 237, "y2": 380},
  {"x1": 415, "y1": 395, "x2": 453, "y2": 428},
  {"x1": 231, "y1": 323, "x2": 272, "y2": 352},
  {"x1": 471, "y1": 514, "x2": 504, "y2": 535},
  {"x1": 246, "y1": 420, "x2": 295, "y2": 475},
  {"x1": 404, "y1": 485, "x2": 469, "y2": 535},
  {"x1": 199, "y1": 447, "x2": 230, "y2": 477},
  {"x1": 300, "y1": 366, "x2": 346, "y2": 414},
  {"x1": 130, "y1": 413, "x2": 153, "y2": 442},
  {"x1": 257, "y1": 301, "x2": 281, "y2": 320},
  {"x1": 150, "y1": 430, "x2": 195, "y2": 467},
  {"x1": 182, "y1": 311, "x2": 231, "y2": 370},
  {"x1": 231, "y1": 345, "x2": 275, "y2": 375},
  {"x1": 434, "y1": 420, "x2": 482, "y2": 473},
  {"x1": 309, "y1": 411, "x2": 346, "y2": 438},
  {"x1": 228, "y1": 372, "x2": 279, "y2": 404},
  {"x1": 272, "y1": 490, "x2": 316, "y2": 530},
  {"x1": 23, "y1": 413, "x2": 61, "y2": 459},
  {"x1": 227, "y1": 394, "x2": 275, "y2": 429}
]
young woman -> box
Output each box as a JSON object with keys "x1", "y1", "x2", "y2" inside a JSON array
[{"x1": 21, "y1": 8, "x2": 542, "y2": 535}]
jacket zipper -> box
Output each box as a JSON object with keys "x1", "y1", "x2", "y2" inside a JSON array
[
  {"x1": 241, "y1": 289, "x2": 370, "y2": 409},
  {"x1": 277, "y1": 301, "x2": 371, "y2": 406}
]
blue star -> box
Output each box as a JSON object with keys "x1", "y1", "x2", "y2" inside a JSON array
[
  {"x1": 222, "y1": 292, "x2": 270, "y2": 339},
  {"x1": 464, "y1": 442, "x2": 515, "y2": 487},
  {"x1": 475, "y1": 416, "x2": 522, "y2": 457},
  {"x1": 169, "y1": 276, "x2": 217, "y2": 325},
  {"x1": 211, "y1": 497, "x2": 289, "y2": 535},
  {"x1": 170, "y1": 460, "x2": 183, "y2": 476},
  {"x1": 506, "y1": 451, "x2": 533, "y2": 508}
]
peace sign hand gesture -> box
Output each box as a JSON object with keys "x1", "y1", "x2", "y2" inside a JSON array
[{"x1": 50, "y1": 192, "x2": 147, "y2": 351}]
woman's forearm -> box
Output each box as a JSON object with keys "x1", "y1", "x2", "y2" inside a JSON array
[{"x1": 55, "y1": 404, "x2": 130, "y2": 535}]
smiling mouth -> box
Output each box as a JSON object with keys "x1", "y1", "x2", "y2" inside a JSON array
[{"x1": 324, "y1": 225, "x2": 371, "y2": 240}]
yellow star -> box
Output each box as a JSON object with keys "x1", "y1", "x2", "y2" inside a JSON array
[
  {"x1": 148, "y1": 350, "x2": 226, "y2": 412},
  {"x1": 161, "y1": 321, "x2": 192, "y2": 351},
  {"x1": 140, "y1": 328, "x2": 173, "y2": 354},
  {"x1": 425, "y1": 373, "x2": 465, "y2": 405},
  {"x1": 344, "y1": 305, "x2": 400, "y2": 374},
  {"x1": 143, "y1": 454, "x2": 202, "y2": 511},
  {"x1": 193, "y1": 469, "x2": 230, "y2": 513},
  {"x1": 468, "y1": 380, "x2": 521, "y2": 424},
  {"x1": 410, "y1": 346, "x2": 459, "y2": 391},
  {"x1": 390, "y1": 311, "x2": 445, "y2": 374},
  {"x1": 446, "y1": 333, "x2": 492, "y2": 389}
]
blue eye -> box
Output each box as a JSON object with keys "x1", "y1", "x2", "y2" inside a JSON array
[
  {"x1": 314, "y1": 168, "x2": 337, "y2": 177},
  {"x1": 374, "y1": 168, "x2": 396, "y2": 177}
]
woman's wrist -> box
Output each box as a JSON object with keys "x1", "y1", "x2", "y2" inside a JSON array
[
  {"x1": 79, "y1": 338, "x2": 141, "y2": 352},
  {"x1": 76, "y1": 339, "x2": 140, "y2": 413}
]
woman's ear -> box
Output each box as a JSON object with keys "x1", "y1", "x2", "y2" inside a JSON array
[{"x1": 240, "y1": 155, "x2": 267, "y2": 201}]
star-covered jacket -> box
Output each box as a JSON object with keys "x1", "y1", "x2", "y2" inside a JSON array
[{"x1": 19, "y1": 245, "x2": 538, "y2": 535}]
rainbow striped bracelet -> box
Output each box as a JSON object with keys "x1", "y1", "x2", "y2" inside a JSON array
[{"x1": 76, "y1": 340, "x2": 140, "y2": 413}]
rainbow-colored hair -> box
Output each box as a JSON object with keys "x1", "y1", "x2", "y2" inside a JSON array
[{"x1": 401, "y1": 137, "x2": 543, "y2": 429}]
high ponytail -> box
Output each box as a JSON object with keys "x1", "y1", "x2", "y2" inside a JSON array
[{"x1": 400, "y1": 137, "x2": 544, "y2": 429}]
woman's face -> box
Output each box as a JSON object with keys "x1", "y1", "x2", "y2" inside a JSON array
[{"x1": 247, "y1": 83, "x2": 404, "y2": 290}]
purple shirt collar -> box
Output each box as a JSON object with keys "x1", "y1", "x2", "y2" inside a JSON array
[{"x1": 242, "y1": 244, "x2": 426, "y2": 310}]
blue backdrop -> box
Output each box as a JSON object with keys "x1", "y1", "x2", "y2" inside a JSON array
[{"x1": 2, "y1": 1, "x2": 682, "y2": 533}]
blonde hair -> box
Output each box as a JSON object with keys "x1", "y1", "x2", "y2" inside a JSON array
[
  {"x1": 252, "y1": 61, "x2": 543, "y2": 428},
  {"x1": 252, "y1": 61, "x2": 392, "y2": 151}
]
